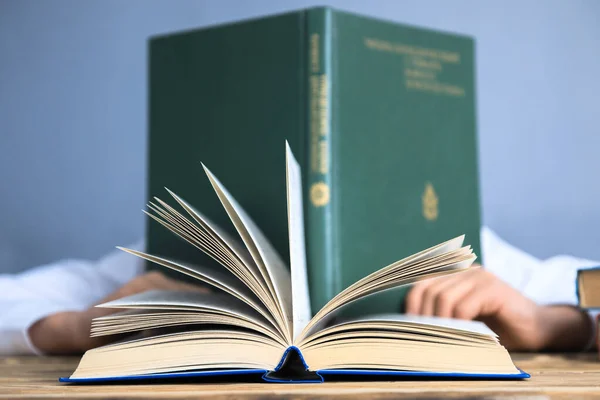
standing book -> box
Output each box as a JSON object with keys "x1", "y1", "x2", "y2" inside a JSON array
[
  {"x1": 147, "y1": 6, "x2": 483, "y2": 316},
  {"x1": 61, "y1": 143, "x2": 526, "y2": 383}
]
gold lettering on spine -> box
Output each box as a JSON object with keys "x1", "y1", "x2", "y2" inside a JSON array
[
  {"x1": 309, "y1": 32, "x2": 330, "y2": 206},
  {"x1": 310, "y1": 34, "x2": 319, "y2": 72},
  {"x1": 422, "y1": 182, "x2": 439, "y2": 221},
  {"x1": 310, "y1": 74, "x2": 329, "y2": 174},
  {"x1": 309, "y1": 34, "x2": 330, "y2": 175},
  {"x1": 318, "y1": 75, "x2": 328, "y2": 137},
  {"x1": 310, "y1": 75, "x2": 319, "y2": 173},
  {"x1": 318, "y1": 139, "x2": 328, "y2": 174},
  {"x1": 318, "y1": 75, "x2": 329, "y2": 175}
]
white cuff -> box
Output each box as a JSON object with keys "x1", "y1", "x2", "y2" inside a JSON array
[{"x1": 0, "y1": 301, "x2": 85, "y2": 356}]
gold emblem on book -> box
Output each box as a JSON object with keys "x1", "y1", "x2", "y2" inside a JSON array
[
  {"x1": 310, "y1": 182, "x2": 330, "y2": 207},
  {"x1": 422, "y1": 182, "x2": 438, "y2": 221}
]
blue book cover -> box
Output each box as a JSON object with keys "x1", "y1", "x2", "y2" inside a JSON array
[{"x1": 60, "y1": 346, "x2": 529, "y2": 383}]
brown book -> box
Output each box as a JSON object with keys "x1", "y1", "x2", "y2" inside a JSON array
[{"x1": 576, "y1": 268, "x2": 600, "y2": 308}]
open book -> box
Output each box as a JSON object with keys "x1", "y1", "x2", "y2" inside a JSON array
[{"x1": 61, "y1": 143, "x2": 527, "y2": 383}]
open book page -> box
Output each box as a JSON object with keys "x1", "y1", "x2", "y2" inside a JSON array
[
  {"x1": 327, "y1": 314, "x2": 498, "y2": 337},
  {"x1": 342, "y1": 258, "x2": 475, "y2": 308},
  {"x1": 299, "y1": 316, "x2": 497, "y2": 350},
  {"x1": 115, "y1": 247, "x2": 282, "y2": 336},
  {"x1": 378, "y1": 314, "x2": 497, "y2": 336},
  {"x1": 202, "y1": 164, "x2": 293, "y2": 343},
  {"x1": 91, "y1": 310, "x2": 279, "y2": 343},
  {"x1": 95, "y1": 290, "x2": 286, "y2": 346},
  {"x1": 139, "y1": 191, "x2": 285, "y2": 336},
  {"x1": 285, "y1": 142, "x2": 312, "y2": 340},
  {"x1": 145, "y1": 196, "x2": 267, "y2": 300},
  {"x1": 161, "y1": 189, "x2": 266, "y2": 290},
  {"x1": 343, "y1": 235, "x2": 467, "y2": 291},
  {"x1": 301, "y1": 337, "x2": 518, "y2": 374},
  {"x1": 69, "y1": 330, "x2": 284, "y2": 379},
  {"x1": 296, "y1": 315, "x2": 519, "y2": 376},
  {"x1": 98, "y1": 290, "x2": 267, "y2": 325},
  {"x1": 92, "y1": 312, "x2": 282, "y2": 347},
  {"x1": 296, "y1": 238, "x2": 476, "y2": 343}
]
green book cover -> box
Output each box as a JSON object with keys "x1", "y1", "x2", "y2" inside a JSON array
[{"x1": 146, "y1": 6, "x2": 482, "y2": 317}]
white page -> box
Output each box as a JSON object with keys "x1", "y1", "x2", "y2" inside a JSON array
[
  {"x1": 116, "y1": 247, "x2": 275, "y2": 326},
  {"x1": 285, "y1": 141, "x2": 311, "y2": 340},
  {"x1": 297, "y1": 246, "x2": 475, "y2": 341},
  {"x1": 202, "y1": 163, "x2": 293, "y2": 341},
  {"x1": 97, "y1": 289, "x2": 269, "y2": 327},
  {"x1": 163, "y1": 189, "x2": 264, "y2": 286},
  {"x1": 341, "y1": 313, "x2": 497, "y2": 337}
]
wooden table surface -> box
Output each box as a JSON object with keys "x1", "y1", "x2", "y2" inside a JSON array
[{"x1": 2, "y1": 353, "x2": 600, "y2": 399}]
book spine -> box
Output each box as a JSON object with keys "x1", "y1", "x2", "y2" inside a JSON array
[
  {"x1": 305, "y1": 7, "x2": 337, "y2": 313},
  {"x1": 597, "y1": 315, "x2": 600, "y2": 360}
]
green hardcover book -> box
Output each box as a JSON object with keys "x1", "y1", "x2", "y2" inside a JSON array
[{"x1": 146, "y1": 6, "x2": 482, "y2": 317}]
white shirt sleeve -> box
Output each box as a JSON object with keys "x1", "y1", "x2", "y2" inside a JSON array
[
  {"x1": 0, "y1": 240, "x2": 145, "y2": 356},
  {"x1": 481, "y1": 226, "x2": 600, "y2": 349}
]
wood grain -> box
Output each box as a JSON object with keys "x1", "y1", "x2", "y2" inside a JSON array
[{"x1": 2, "y1": 353, "x2": 600, "y2": 399}]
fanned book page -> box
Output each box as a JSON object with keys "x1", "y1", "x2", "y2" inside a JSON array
[
  {"x1": 61, "y1": 142, "x2": 527, "y2": 383},
  {"x1": 285, "y1": 142, "x2": 312, "y2": 340}
]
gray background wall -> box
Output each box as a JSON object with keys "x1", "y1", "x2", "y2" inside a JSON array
[{"x1": 1, "y1": 0, "x2": 598, "y2": 273}]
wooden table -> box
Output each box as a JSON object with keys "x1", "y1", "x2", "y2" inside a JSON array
[{"x1": 2, "y1": 353, "x2": 600, "y2": 399}]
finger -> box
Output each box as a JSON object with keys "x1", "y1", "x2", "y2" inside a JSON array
[
  {"x1": 405, "y1": 277, "x2": 439, "y2": 314},
  {"x1": 407, "y1": 273, "x2": 462, "y2": 315},
  {"x1": 111, "y1": 272, "x2": 166, "y2": 299},
  {"x1": 452, "y1": 283, "x2": 497, "y2": 320},
  {"x1": 147, "y1": 272, "x2": 209, "y2": 293},
  {"x1": 433, "y1": 274, "x2": 478, "y2": 318},
  {"x1": 120, "y1": 271, "x2": 203, "y2": 297},
  {"x1": 90, "y1": 272, "x2": 171, "y2": 310},
  {"x1": 418, "y1": 273, "x2": 466, "y2": 316},
  {"x1": 144, "y1": 271, "x2": 173, "y2": 288}
]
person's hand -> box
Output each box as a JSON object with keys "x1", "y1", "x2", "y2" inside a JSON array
[
  {"x1": 405, "y1": 266, "x2": 593, "y2": 351},
  {"x1": 29, "y1": 271, "x2": 208, "y2": 355}
]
